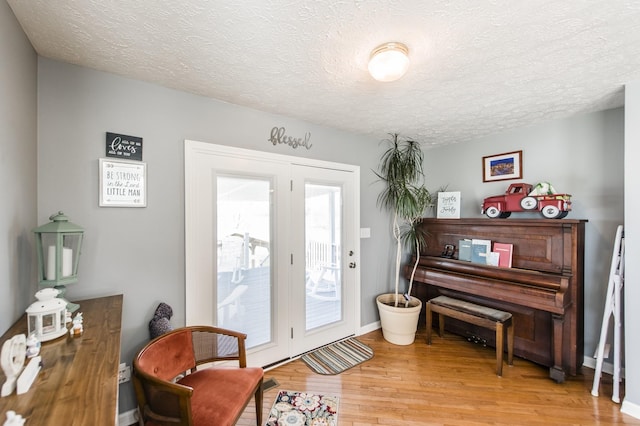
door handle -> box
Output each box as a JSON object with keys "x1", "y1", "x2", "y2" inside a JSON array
[{"x1": 349, "y1": 262, "x2": 356, "y2": 269}]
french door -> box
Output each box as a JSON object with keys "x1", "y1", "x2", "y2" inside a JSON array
[
  {"x1": 185, "y1": 141, "x2": 359, "y2": 367},
  {"x1": 290, "y1": 164, "x2": 357, "y2": 356}
]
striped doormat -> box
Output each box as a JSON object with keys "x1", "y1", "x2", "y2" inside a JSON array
[{"x1": 301, "y1": 337, "x2": 373, "y2": 375}]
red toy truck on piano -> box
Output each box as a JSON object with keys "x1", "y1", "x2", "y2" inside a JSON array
[{"x1": 481, "y1": 182, "x2": 572, "y2": 219}]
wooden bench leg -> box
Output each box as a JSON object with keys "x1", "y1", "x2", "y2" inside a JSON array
[
  {"x1": 438, "y1": 313, "x2": 445, "y2": 338},
  {"x1": 507, "y1": 319, "x2": 514, "y2": 366},
  {"x1": 496, "y1": 322, "x2": 504, "y2": 376},
  {"x1": 426, "y1": 302, "x2": 433, "y2": 345}
]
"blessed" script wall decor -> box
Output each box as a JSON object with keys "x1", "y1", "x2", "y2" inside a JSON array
[{"x1": 268, "y1": 127, "x2": 312, "y2": 150}]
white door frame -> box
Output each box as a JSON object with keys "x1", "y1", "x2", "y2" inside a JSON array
[{"x1": 185, "y1": 140, "x2": 361, "y2": 366}]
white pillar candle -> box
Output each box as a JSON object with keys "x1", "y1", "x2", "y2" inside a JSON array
[
  {"x1": 45, "y1": 246, "x2": 73, "y2": 279},
  {"x1": 62, "y1": 247, "x2": 73, "y2": 277},
  {"x1": 46, "y1": 245, "x2": 56, "y2": 280}
]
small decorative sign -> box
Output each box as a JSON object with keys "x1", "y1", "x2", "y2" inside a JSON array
[
  {"x1": 268, "y1": 126, "x2": 312, "y2": 150},
  {"x1": 106, "y1": 132, "x2": 143, "y2": 161},
  {"x1": 99, "y1": 158, "x2": 147, "y2": 207},
  {"x1": 437, "y1": 191, "x2": 461, "y2": 219}
]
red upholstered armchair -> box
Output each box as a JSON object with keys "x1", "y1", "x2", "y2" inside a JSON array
[{"x1": 132, "y1": 326, "x2": 263, "y2": 426}]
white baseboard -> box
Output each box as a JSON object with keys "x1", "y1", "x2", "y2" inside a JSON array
[
  {"x1": 358, "y1": 321, "x2": 380, "y2": 336},
  {"x1": 118, "y1": 408, "x2": 141, "y2": 426},
  {"x1": 622, "y1": 400, "x2": 640, "y2": 419},
  {"x1": 582, "y1": 355, "x2": 624, "y2": 378}
]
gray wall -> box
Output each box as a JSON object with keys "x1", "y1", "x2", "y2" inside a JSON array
[
  {"x1": 37, "y1": 57, "x2": 626, "y2": 414},
  {"x1": 423, "y1": 109, "x2": 624, "y2": 363},
  {"x1": 623, "y1": 80, "x2": 640, "y2": 413},
  {"x1": 2, "y1": 19, "x2": 628, "y2": 413},
  {"x1": 0, "y1": 1, "x2": 37, "y2": 332},
  {"x1": 36, "y1": 58, "x2": 388, "y2": 412}
]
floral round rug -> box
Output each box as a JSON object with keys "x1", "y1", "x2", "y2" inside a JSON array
[{"x1": 266, "y1": 390, "x2": 339, "y2": 426}]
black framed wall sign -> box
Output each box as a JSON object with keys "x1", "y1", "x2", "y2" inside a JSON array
[
  {"x1": 99, "y1": 158, "x2": 147, "y2": 207},
  {"x1": 106, "y1": 132, "x2": 143, "y2": 161}
]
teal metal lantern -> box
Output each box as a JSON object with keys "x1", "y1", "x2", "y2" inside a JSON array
[{"x1": 33, "y1": 212, "x2": 84, "y2": 312}]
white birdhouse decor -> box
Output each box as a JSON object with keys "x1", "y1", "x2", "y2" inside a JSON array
[{"x1": 26, "y1": 288, "x2": 67, "y2": 342}]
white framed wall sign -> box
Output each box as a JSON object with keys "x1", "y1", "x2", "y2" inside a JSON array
[
  {"x1": 99, "y1": 158, "x2": 147, "y2": 207},
  {"x1": 437, "y1": 191, "x2": 461, "y2": 219}
]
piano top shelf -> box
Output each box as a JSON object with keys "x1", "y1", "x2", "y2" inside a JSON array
[
  {"x1": 419, "y1": 218, "x2": 587, "y2": 225},
  {"x1": 417, "y1": 217, "x2": 587, "y2": 275}
]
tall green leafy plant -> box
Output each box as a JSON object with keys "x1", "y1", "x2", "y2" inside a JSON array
[{"x1": 376, "y1": 134, "x2": 432, "y2": 307}]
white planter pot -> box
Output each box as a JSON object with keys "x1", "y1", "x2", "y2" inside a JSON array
[{"x1": 376, "y1": 293, "x2": 422, "y2": 345}]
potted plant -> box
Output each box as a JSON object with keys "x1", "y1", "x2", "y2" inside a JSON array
[{"x1": 375, "y1": 134, "x2": 432, "y2": 345}]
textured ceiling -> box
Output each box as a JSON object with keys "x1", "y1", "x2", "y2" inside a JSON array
[{"x1": 7, "y1": 0, "x2": 640, "y2": 147}]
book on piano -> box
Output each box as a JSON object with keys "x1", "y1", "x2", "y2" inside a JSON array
[
  {"x1": 486, "y1": 251, "x2": 500, "y2": 266},
  {"x1": 493, "y1": 242, "x2": 513, "y2": 267},
  {"x1": 458, "y1": 239, "x2": 472, "y2": 261},
  {"x1": 471, "y1": 239, "x2": 491, "y2": 264}
]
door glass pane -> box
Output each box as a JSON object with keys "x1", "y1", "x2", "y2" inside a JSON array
[
  {"x1": 305, "y1": 183, "x2": 342, "y2": 330},
  {"x1": 217, "y1": 176, "x2": 271, "y2": 349}
]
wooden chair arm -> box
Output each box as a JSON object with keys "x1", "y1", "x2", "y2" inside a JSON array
[
  {"x1": 132, "y1": 366, "x2": 194, "y2": 424},
  {"x1": 204, "y1": 326, "x2": 248, "y2": 340},
  {"x1": 188, "y1": 325, "x2": 249, "y2": 368}
]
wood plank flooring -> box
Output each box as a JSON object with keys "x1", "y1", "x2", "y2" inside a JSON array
[{"x1": 237, "y1": 327, "x2": 639, "y2": 425}]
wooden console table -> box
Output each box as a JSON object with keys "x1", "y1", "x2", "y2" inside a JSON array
[{"x1": 0, "y1": 294, "x2": 123, "y2": 425}]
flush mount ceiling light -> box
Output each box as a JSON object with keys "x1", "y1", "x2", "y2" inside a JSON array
[{"x1": 368, "y1": 42, "x2": 410, "y2": 82}]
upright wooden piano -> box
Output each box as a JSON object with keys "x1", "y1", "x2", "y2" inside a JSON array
[{"x1": 408, "y1": 218, "x2": 586, "y2": 382}]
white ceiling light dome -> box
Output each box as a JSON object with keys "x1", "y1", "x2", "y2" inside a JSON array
[{"x1": 368, "y1": 42, "x2": 410, "y2": 82}]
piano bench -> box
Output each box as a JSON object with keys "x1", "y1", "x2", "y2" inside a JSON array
[{"x1": 426, "y1": 295, "x2": 514, "y2": 376}]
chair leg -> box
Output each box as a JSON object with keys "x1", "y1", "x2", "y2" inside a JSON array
[
  {"x1": 495, "y1": 322, "x2": 504, "y2": 376},
  {"x1": 255, "y1": 380, "x2": 263, "y2": 425},
  {"x1": 426, "y1": 302, "x2": 433, "y2": 345}
]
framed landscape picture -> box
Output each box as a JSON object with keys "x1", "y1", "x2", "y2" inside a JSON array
[{"x1": 482, "y1": 150, "x2": 522, "y2": 182}]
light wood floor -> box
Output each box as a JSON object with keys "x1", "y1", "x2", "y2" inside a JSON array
[{"x1": 237, "y1": 327, "x2": 640, "y2": 425}]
